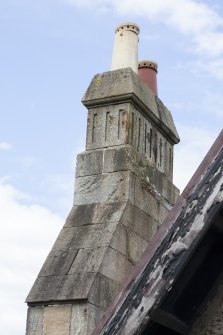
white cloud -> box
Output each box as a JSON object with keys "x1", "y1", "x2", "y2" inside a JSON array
[
  {"x1": 178, "y1": 56, "x2": 223, "y2": 81},
  {"x1": 205, "y1": 58, "x2": 223, "y2": 80},
  {"x1": 0, "y1": 180, "x2": 64, "y2": 335},
  {"x1": 203, "y1": 90, "x2": 223, "y2": 117},
  {"x1": 66, "y1": 0, "x2": 223, "y2": 57},
  {"x1": 0, "y1": 142, "x2": 11, "y2": 150},
  {"x1": 173, "y1": 124, "x2": 216, "y2": 192},
  {"x1": 194, "y1": 31, "x2": 223, "y2": 57}
]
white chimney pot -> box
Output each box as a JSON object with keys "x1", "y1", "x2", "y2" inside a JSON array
[{"x1": 111, "y1": 22, "x2": 140, "y2": 74}]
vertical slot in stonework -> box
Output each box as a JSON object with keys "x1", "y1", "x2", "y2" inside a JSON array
[
  {"x1": 131, "y1": 112, "x2": 134, "y2": 145},
  {"x1": 154, "y1": 133, "x2": 158, "y2": 163},
  {"x1": 150, "y1": 128, "x2": 153, "y2": 158},
  {"x1": 138, "y1": 118, "x2": 141, "y2": 151},
  {"x1": 169, "y1": 148, "x2": 172, "y2": 176},
  {"x1": 105, "y1": 111, "x2": 110, "y2": 141},
  {"x1": 92, "y1": 113, "x2": 97, "y2": 143},
  {"x1": 159, "y1": 138, "x2": 163, "y2": 168},
  {"x1": 164, "y1": 142, "x2": 167, "y2": 173},
  {"x1": 144, "y1": 123, "x2": 147, "y2": 154},
  {"x1": 118, "y1": 110, "x2": 123, "y2": 139}
]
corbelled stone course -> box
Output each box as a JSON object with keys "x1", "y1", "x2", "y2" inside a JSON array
[
  {"x1": 82, "y1": 68, "x2": 179, "y2": 145},
  {"x1": 27, "y1": 272, "x2": 96, "y2": 302}
]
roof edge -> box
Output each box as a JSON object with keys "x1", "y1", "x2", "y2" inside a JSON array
[{"x1": 91, "y1": 129, "x2": 223, "y2": 335}]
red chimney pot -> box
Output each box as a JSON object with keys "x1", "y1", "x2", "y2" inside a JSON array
[{"x1": 138, "y1": 60, "x2": 158, "y2": 96}]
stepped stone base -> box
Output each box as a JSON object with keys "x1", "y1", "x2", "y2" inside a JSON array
[{"x1": 26, "y1": 145, "x2": 179, "y2": 335}]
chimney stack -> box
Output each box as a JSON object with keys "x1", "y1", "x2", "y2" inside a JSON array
[
  {"x1": 138, "y1": 60, "x2": 158, "y2": 96},
  {"x1": 25, "y1": 23, "x2": 180, "y2": 335},
  {"x1": 111, "y1": 22, "x2": 140, "y2": 73}
]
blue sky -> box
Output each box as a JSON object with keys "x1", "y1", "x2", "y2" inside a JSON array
[{"x1": 0, "y1": 1, "x2": 223, "y2": 334}]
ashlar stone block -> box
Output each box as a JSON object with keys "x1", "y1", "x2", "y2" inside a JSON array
[
  {"x1": 161, "y1": 175, "x2": 179, "y2": 205},
  {"x1": 26, "y1": 272, "x2": 96, "y2": 303},
  {"x1": 39, "y1": 249, "x2": 78, "y2": 276},
  {"x1": 103, "y1": 145, "x2": 153, "y2": 177},
  {"x1": 69, "y1": 247, "x2": 107, "y2": 274},
  {"x1": 121, "y1": 202, "x2": 159, "y2": 242},
  {"x1": 158, "y1": 202, "x2": 169, "y2": 225},
  {"x1": 26, "y1": 307, "x2": 43, "y2": 335},
  {"x1": 43, "y1": 305, "x2": 71, "y2": 335},
  {"x1": 74, "y1": 171, "x2": 134, "y2": 206},
  {"x1": 89, "y1": 273, "x2": 120, "y2": 308},
  {"x1": 53, "y1": 221, "x2": 118, "y2": 251},
  {"x1": 75, "y1": 150, "x2": 103, "y2": 177},
  {"x1": 64, "y1": 202, "x2": 126, "y2": 227},
  {"x1": 110, "y1": 223, "x2": 128, "y2": 256},
  {"x1": 99, "y1": 247, "x2": 132, "y2": 285},
  {"x1": 127, "y1": 231, "x2": 148, "y2": 264},
  {"x1": 134, "y1": 176, "x2": 159, "y2": 217},
  {"x1": 70, "y1": 303, "x2": 104, "y2": 335}
]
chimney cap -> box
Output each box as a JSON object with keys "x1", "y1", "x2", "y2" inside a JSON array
[
  {"x1": 138, "y1": 60, "x2": 158, "y2": 72},
  {"x1": 115, "y1": 22, "x2": 140, "y2": 35}
]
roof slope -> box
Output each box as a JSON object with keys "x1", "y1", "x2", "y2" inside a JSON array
[{"x1": 92, "y1": 130, "x2": 223, "y2": 335}]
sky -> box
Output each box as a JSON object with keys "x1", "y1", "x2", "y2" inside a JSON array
[{"x1": 0, "y1": 0, "x2": 222, "y2": 334}]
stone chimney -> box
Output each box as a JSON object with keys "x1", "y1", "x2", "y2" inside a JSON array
[
  {"x1": 25, "y1": 24, "x2": 180, "y2": 335},
  {"x1": 111, "y1": 22, "x2": 140, "y2": 73}
]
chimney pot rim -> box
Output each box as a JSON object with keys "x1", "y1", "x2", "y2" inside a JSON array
[
  {"x1": 115, "y1": 22, "x2": 140, "y2": 34},
  {"x1": 138, "y1": 60, "x2": 158, "y2": 72}
]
